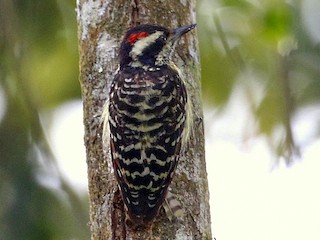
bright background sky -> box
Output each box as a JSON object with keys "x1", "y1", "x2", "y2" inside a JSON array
[
  {"x1": 49, "y1": 1, "x2": 320, "y2": 238},
  {"x1": 49, "y1": 92, "x2": 320, "y2": 240},
  {"x1": 0, "y1": 0, "x2": 320, "y2": 240}
]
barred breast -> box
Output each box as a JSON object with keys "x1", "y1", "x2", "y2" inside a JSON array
[{"x1": 108, "y1": 66, "x2": 187, "y2": 224}]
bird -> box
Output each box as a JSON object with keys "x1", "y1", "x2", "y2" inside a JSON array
[{"x1": 102, "y1": 23, "x2": 196, "y2": 226}]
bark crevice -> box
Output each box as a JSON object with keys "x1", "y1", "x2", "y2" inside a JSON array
[{"x1": 76, "y1": 1, "x2": 211, "y2": 239}]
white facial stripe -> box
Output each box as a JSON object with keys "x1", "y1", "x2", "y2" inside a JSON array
[{"x1": 130, "y1": 31, "x2": 163, "y2": 59}]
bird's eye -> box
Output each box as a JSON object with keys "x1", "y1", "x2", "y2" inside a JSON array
[
  {"x1": 127, "y1": 31, "x2": 149, "y2": 44},
  {"x1": 160, "y1": 35, "x2": 167, "y2": 42}
]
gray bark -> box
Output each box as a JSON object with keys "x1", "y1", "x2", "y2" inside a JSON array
[{"x1": 76, "y1": 0, "x2": 211, "y2": 239}]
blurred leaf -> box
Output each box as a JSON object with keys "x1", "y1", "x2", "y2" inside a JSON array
[
  {"x1": 0, "y1": 0, "x2": 88, "y2": 239},
  {"x1": 260, "y1": 2, "x2": 293, "y2": 42},
  {"x1": 256, "y1": 82, "x2": 283, "y2": 135},
  {"x1": 15, "y1": 0, "x2": 63, "y2": 51},
  {"x1": 197, "y1": 0, "x2": 318, "y2": 163},
  {"x1": 198, "y1": 12, "x2": 237, "y2": 107},
  {"x1": 23, "y1": 42, "x2": 80, "y2": 108}
]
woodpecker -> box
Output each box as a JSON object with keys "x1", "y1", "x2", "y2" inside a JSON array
[{"x1": 103, "y1": 23, "x2": 195, "y2": 226}]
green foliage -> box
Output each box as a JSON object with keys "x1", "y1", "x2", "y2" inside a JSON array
[
  {"x1": 198, "y1": 0, "x2": 319, "y2": 162},
  {"x1": 1, "y1": 0, "x2": 319, "y2": 238},
  {"x1": 0, "y1": 0, "x2": 88, "y2": 239}
]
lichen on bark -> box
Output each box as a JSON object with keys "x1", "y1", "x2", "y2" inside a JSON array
[{"x1": 77, "y1": 0, "x2": 211, "y2": 239}]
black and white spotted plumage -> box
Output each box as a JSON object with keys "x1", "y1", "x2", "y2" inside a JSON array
[{"x1": 104, "y1": 24, "x2": 195, "y2": 225}]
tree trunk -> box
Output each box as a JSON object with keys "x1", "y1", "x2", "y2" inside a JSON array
[{"x1": 76, "y1": 0, "x2": 211, "y2": 239}]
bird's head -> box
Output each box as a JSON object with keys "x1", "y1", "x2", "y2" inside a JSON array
[{"x1": 119, "y1": 24, "x2": 196, "y2": 69}]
